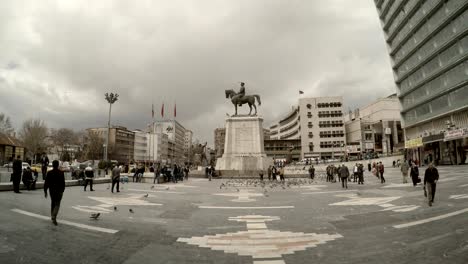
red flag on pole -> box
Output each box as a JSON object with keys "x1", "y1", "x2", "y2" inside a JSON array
[
  {"x1": 161, "y1": 103, "x2": 164, "y2": 118},
  {"x1": 174, "y1": 103, "x2": 177, "y2": 118}
]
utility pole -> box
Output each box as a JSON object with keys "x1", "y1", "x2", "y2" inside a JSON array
[{"x1": 104, "y1": 92, "x2": 119, "y2": 162}]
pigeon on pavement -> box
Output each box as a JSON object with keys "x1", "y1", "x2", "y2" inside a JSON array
[
  {"x1": 90, "y1": 213, "x2": 100, "y2": 219},
  {"x1": 129, "y1": 209, "x2": 134, "y2": 213}
]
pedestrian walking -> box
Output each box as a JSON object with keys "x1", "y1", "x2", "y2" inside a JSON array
[
  {"x1": 308, "y1": 165, "x2": 315, "y2": 180},
  {"x1": 12, "y1": 155, "x2": 22, "y2": 193},
  {"x1": 44, "y1": 160, "x2": 65, "y2": 226},
  {"x1": 424, "y1": 163, "x2": 439, "y2": 206},
  {"x1": 208, "y1": 165, "x2": 213, "y2": 181},
  {"x1": 40, "y1": 153, "x2": 49, "y2": 180},
  {"x1": 379, "y1": 162, "x2": 386, "y2": 183},
  {"x1": 353, "y1": 163, "x2": 358, "y2": 182},
  {"x1": 357, "y1": 163, "x2": 364, "y2": 185},
  {"x1": 367, "y1": 161, "x2": 371, "y2": 172},
  {"x1": 401, "y1": 161, "x2": 409, "y2": 184},
  {"x1": 267, "y1": 165, "x2": 272, "y2": 181},
  {"x1": 259, "y1": 170, "x2": 264, "y2": 181},
  {"x1": 279, "y1": 166, "x2": 285, "y2": 182},
  {"x1": 410, "y1": 164, "x2": 420, "y2": 186},
  {"x1": 84, "y1": 164, "x2": 95, "y2": 191},
  {"x1": 339, "y1": 164, "x2": 349, "y2": 189},
  {"x1": 153, "y1": 166, "x2": 160, "y2": 184},
  {"x1": 184, "y1": 166, "x2": 189, "y2": 180},
  {"x1": 111, "y1": 165, "x2": 120, "y2": 193}
]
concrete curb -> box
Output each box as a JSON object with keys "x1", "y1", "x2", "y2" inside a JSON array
[{"x1": 0, "y1": 178, "x2": 111, "y2": 192}]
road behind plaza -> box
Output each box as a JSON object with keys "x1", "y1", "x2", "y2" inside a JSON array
[{"x1": 0, "y1": 166, "x2": 467, "y2": 264}]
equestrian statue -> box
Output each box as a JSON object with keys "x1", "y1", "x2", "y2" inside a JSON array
[{"x1": 225, "y1": 82, "x2": 261, "y2": 116}]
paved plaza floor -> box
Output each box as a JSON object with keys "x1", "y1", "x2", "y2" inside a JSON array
[{"x1": 1, "y1": 166, "x2": 467, "y2": 264}]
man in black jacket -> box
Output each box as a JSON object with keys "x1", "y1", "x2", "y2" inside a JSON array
[
  {"x1": 44, "y1": 160, "x2": 65, "y2": 225},
  {"x1": 40, "y1": 153, "x2": 49, "y2": 180},
  {"x1": 424, "y1": 163, "x2": 439, "y2": 207},
  {"x1": 12, "y1": 155, "x2": 22, "y2": 193}
]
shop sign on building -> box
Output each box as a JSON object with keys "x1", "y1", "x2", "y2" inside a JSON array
[
  {"x1": 405, "y1": 138, "x2": 423, "y2": 149},
  {"x1": 365, "y1": 142, "x2": 374, "y2": 149},
  {"x1": 422, "y1": 133, "x2": 445, "y2": 144},
  {"x1": 444, "y1": 128, "x2": 468, "y2": 141}
]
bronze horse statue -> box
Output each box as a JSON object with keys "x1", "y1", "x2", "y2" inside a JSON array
[{"x1": 225, "y1": 89, "x2": 261, "y2": 116}]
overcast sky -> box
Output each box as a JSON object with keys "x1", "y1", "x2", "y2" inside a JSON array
[{"x1": 0, "y1": 0, "x2": 396, "y2": 146}]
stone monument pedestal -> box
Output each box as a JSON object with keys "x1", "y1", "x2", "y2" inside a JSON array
[{"x1": 216, "y1": 116, "x2": 273, "y2": 177}]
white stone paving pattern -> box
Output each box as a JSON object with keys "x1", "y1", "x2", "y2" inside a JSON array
[{"x1": 177, "y1": 215, "x2": 342, "y2": 264}]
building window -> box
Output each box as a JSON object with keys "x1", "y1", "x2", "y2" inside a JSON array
[
  {"x1": 308, "y1": 132, "x2": 313, "y2": 138},
  {"x1": 365, "y1": 133, "x2": 373, "y2": 141},
  {"x1": 308, "y1": 122, "x2": 313, "y2": 128},
  {"x1": 307, "y1": 104, "x2": 312, "y2": 109},
  {"x1": 307, "y1": 112, "x2": 312, "y2": 118}
]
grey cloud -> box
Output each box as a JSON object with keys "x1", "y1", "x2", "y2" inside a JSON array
[{"x1": 0, "y1": 0, "x2": 395, "y2": 145}]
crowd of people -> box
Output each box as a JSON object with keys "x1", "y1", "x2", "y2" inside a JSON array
[{"x1": 266, "y1": 165, "x2": 286, "y2": 181}]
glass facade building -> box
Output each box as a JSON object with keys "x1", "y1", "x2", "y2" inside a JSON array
[{"x1": 375, "y1": 0, "x2": 468, "y2": 165}]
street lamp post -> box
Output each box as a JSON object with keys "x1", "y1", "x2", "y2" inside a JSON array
[{"x1": 104, "y1": 92, "x2": 119, "y2": 162}]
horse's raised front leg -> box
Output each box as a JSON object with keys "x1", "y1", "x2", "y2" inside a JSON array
[{"x1": 248, "y1": 103, "x2": 252, "y2": 115}]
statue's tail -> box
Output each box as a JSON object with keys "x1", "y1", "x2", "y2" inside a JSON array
[{"x1": 254, "y1": 95, "x2": 261, "y2": 106}]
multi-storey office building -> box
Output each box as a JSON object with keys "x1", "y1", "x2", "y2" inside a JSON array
[
  {"x1": 87, "y1": 126, "x2": 135, "y2": 163},
  {"x1": 214, "y1": 128, "x2": 226, "y2": 158},
  {"x1": 133, "y1": 129, "x2": 148, "y2": 162},
  {"x1": 150, "y1": 120, "x2": 187, "y2": 164},
  {"x1": 375, "y1": 0, "x2": 468, "y2": 165},
  {"x1": 184, "y1": 130, "x2": 193, "y2": 162},
  {"x1": 269, "y1": 97, "x2": 346, "y2": 160},
  {"x1": 345, "y1": 94, "x2": 404, "y2": 158}
]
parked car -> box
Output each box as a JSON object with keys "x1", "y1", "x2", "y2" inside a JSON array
[
  {"x1": 60, "y1": 161, "x2": 71, "y2": 172},
  {"x1": 21, "y1": 162, "x2": 30, "y2": 170},
  {"x1": 3, "y1": 162, "x2": 12, "y2": 168}
]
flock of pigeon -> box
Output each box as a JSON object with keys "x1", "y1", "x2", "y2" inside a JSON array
[
  {"x1": 90, "y1": 179, "x2": 316, "y2": 220},
  {"x1": 219, "y1": 178, "x2": 317, "y2": 197}
]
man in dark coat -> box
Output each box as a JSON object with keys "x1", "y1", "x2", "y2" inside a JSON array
[
  {"x1": 339, "y1": 164, "x2": 349, "y2": 189},
  {"x1": 111, "y1": 165, "x2": 121, "y2": 193},
  {"x1": 308, "y1": 165, "x2": 315, "y2": 180},
  {"x1": 357, "y1": 163, "x2": 364, "y2": 185},
  {"x1": 12, "y1": 155, "x2": 22, "y2": 193},
  {"x1": 44, "y1": 160, "x2": 65, "y2": 225},
  {"x1": 410, "y1": 164, "x2": 419, "y2": 186},
  {"x1": 22, "y1": 167, "x2": 34, "y2": 191},
  {"x1": 424, "y1": 163, "x2": 439, "y2": 206},
  {"x1": 40, "y1": 153, "x2": 49, "y2": 180}
]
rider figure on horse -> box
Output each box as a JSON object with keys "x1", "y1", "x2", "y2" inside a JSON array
[{"x1": 233, "y1": 82, "x2": 246, "y2": 106}]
